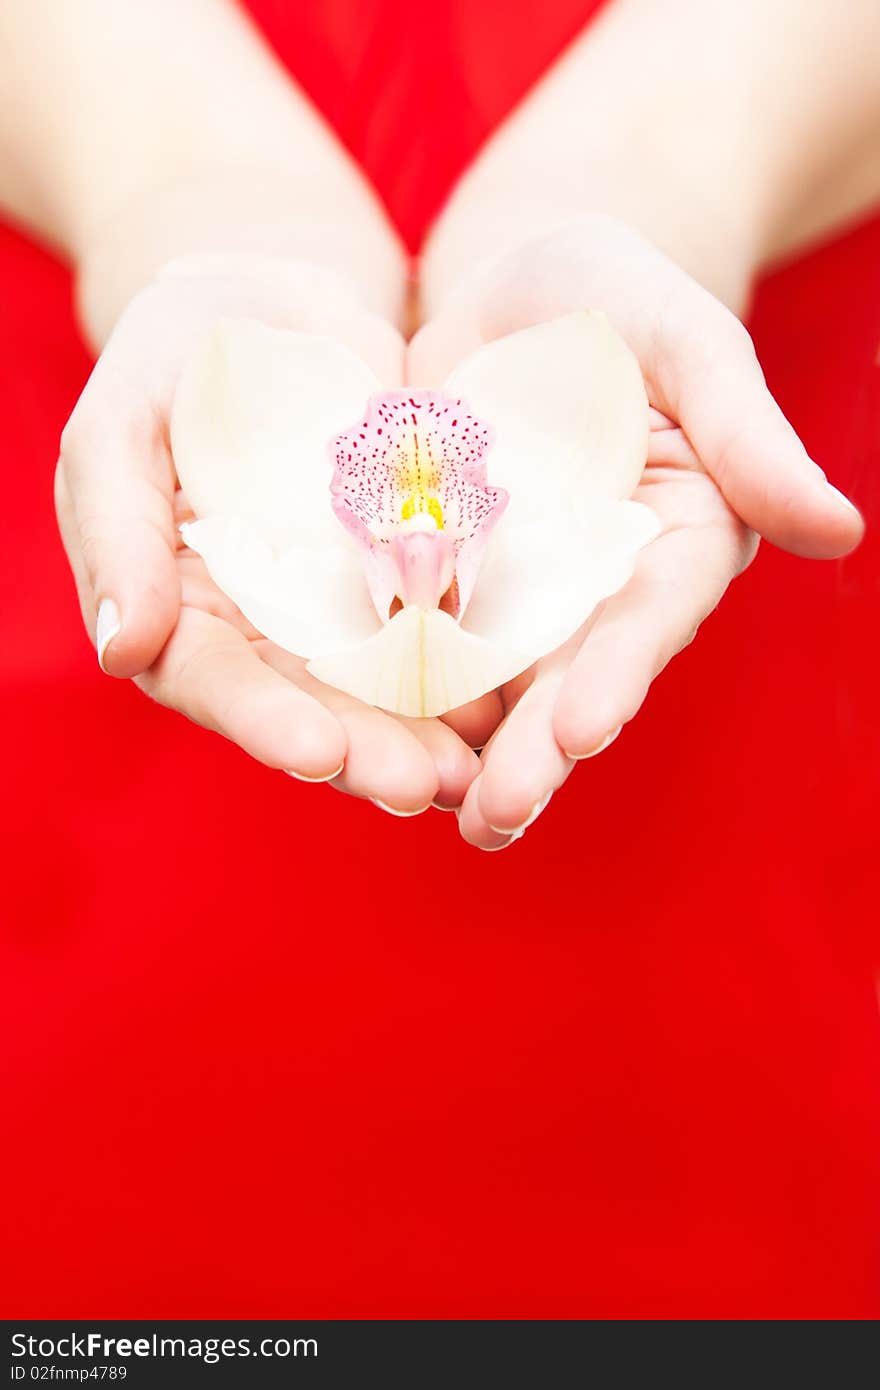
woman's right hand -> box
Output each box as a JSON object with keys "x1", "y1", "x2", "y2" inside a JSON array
[{"x1": 55, "y1": 257, "x2": 481, "y2": 813}]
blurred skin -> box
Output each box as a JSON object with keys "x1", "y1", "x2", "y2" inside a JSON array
[{"x1": 1, "y1": 0, "x2": 878, "y2": 841}]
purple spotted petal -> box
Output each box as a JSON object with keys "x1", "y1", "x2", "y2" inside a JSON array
[{"x1": 330, "y1": 390, "x2": 508, "y2": 618}]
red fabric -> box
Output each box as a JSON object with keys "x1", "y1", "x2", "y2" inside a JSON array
[{"x1": 2, "y1": 1, "x2": 879, "y2": 1319}]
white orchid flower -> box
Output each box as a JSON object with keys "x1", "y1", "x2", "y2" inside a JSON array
[{"x1": 171, "y1": 311, "x2": 660, "y2": 717}]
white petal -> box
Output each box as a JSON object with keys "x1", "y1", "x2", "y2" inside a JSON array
[
  {"x1": 462, "y1": 500, "x2": 661, "y2": 662},
  {"x1": 182, "y1": 517, "x2": 381, "y2": 658},
  {"x1": 443, "y1": 312, "x2": 649, "y2": 524},
  {"x1": 307, "y1": 606, "x2": 525, "y2": 718},
  {"x1": 171, "y1": 319, "x2": 380, "y2": 548}
]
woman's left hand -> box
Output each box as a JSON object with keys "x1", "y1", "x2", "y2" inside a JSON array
[{"x1": 410, "y1": 217, "x2": 864, "y2": 848}]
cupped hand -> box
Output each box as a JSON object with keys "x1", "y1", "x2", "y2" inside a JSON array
[
  {"x1": 410, "y1": 216, "x2": 864, "y2": 848},
  {"x1": 56, "y1": 257, "x2": 479, "y2": 812}
]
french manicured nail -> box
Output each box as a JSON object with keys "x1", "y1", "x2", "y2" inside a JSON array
[
  {"x1": 286, "y1": 761, "x2": 345, "y2": 784},
  {"x1": 482, "y1": 828, "x2": 525, "y2": 852},
  {"x1": 489, "y1": 788, "x2": 553, "y2": 836},
  {"x1": 825, "y1": 482, "x2": 861, "y2": 516},
  {"x1": 96, "y1": 598, "x2": 121, "y2": 672},
  {"x1": 431, "y1": 800, "x2": 457, "y2": 812},
  {"x1": 571, "y1": 725, "x2": 622, "y2": 761},
  {"x1": 371, "y1": 799, "x2": 430, "y2": 818}
]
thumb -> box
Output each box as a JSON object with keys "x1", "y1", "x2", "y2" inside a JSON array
[
  {"x1": 56, "y1": 393, "x2": 180, "y2": 678},
  {"x1": 670, "y1": 311, "x2": 864, "y2": 559}
]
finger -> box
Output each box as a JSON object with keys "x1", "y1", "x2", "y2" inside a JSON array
[
  {"x1": 54, "y1": 465, "x2": 99, "y2": 636},
  {"x1": 138, "y1": 609, "x2": 347, "y2": 780},
  {"x1": 552, "y1": 521, "x2": 755, "y2": 759},
  {"x1": 456, "y1": 775, "x2": 520, "y2": 852},
  {"x1": 394, "y1": 715, "x2": 482, "y2": 810},
  {"x1": 258, "y1": 644, "x2": 439, "y2": 814},
  {"x1": 175, "y1": 549, "x2": 262, "y2": 637},
  {"x1": 57, "y1": 371, "x2": 180, "y2": 677},
  {"x1": 662, "y1": 300, "x2": 863, "y2": 559},
  {"x1": 468, "y1": 646, "x2": 578, "y2": 841},
  {"x1": 647, "y1": 413, "x2": 703, "y2": 469}
]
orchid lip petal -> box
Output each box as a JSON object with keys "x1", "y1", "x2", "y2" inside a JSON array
[{"x1": 330, "y1": 388, "x2": 508, "y2": 619}]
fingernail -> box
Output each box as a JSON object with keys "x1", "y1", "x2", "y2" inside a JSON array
[
  {"x1": 96, "y1": 598, "x2": 121, "y2": 672},
  {"x1": 371, "y1": 798, "x2": 430, "y2": 818},
  {"x1": 431, "y1": 800, "x2": 457, "y2": 812},
  {"x1": 286, "y1": 761, "x2": 344, "y2": 784},
  {"x1": 482, "y1": 828, "x2": 525, "y2": 852},
  {"x1": 571, "y1": 725, "x2": 623, "y2": 761},
  {"x1": 489, "y1": 788, "x2": 553, "y2": 836},
  {"x1": 825, "y1": 482, "x2": 861, "y2": 516}
]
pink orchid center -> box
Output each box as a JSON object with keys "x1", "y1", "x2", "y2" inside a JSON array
[{"x1": 330, "y1": 389, "x2": 508, "y2": 622}]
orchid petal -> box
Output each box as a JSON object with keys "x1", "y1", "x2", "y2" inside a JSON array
[
  {"x1": 171, "y1": 319, "x2": 381, "y2": 549},
  {"x1": 443, "y1": 312, "x2": 649, "y2": 523},
  {"x1": 182, "y1": 517, "x2": 381, "y2": 658},
  {"x1": 307, "y1": 607, "x2": 525, "y2": 719},
  {"x1": 461, "y1": 499, "x2": 661, "y2": 663}
]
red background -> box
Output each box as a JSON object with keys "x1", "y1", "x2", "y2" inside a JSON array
[{"x1": 1, "y1": 0, "x2": 879, "y2": 1318}]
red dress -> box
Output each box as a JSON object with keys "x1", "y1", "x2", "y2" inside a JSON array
[{"x1": 2, "y1": 0, "x2": 878, "y2": 1318}]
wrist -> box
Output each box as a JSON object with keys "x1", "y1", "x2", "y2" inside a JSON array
[
  {"x1": 422, "y1": 86, "x2": 767, "y2": 317},
  {"x1": 423, "y1": 183, "x2": 760, "y2": 321},
  {"x1": 75, "y1": 169, "x2": 407, "y2": 350},
  {"x1": 422, "y1": 0, "x2": 880, "y2": 317}
]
